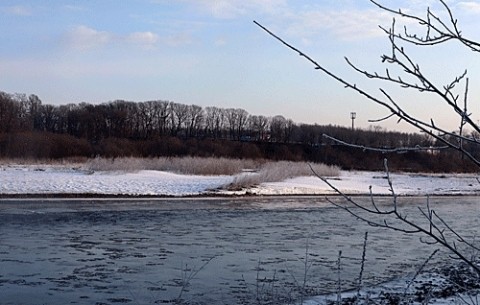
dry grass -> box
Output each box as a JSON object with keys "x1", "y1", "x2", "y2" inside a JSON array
[
  {"x1": 2, "y1": 157, "x2": 340, "y2": 187},
  {"x1": 83, "y1": 157, "x2": 339, "y2": 187},
  {"x1": 0, "y1": 157, "x2": 88, "y2": 166},
  {"x1": 84, "y1": 156, "x2": 261, "y2": 176},
  {"x1": 229, "y1": 161, "x2": 340, "y2": 189}
]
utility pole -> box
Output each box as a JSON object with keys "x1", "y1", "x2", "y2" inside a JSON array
[{"x1": 350, "y1": 112, "x2": 356, "y2": 130}]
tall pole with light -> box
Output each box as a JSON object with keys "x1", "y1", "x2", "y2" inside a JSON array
[{"x1": 350, "y1": 112, "x2": 356, "y2": 130}]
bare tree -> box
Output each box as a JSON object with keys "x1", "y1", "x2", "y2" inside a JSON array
[
  {"x1": 169, "y1": 102, "x2": 190, "y2": 136},
  {"x1": 225, "y1": 108, "x2": 249, "y2": 140},
  {"x1": 249, "y1": 114, "x2": 269, "y2": 141},
  {"x1": 205, "y1": 106, "x2": 225, "y2": 139},
  {"x1": 256, "y1": 0, "x2": 480, "y2": 276},
  {"x1": 236, "y1": 108, "x2": 250, "y2": 140},
  {"x1": 269, "y1": 115, "x2": 287, "y2": 142},
  {"x1": 153, "y1": 100, "x2": 170, "y2": 136},
  {"x1": 0, "y1": 92, "x2": 21, "y2": 133},
  {"x1": 39, "y1": 104, "x2": 59, "y2": 133},
  {"x1": 186, "y1": 104, "x2": 204, "y2": 137}
]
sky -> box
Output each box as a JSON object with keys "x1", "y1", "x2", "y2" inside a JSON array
[{"x1": 1, "y1": 0, "x2": 480, "y2": 132}]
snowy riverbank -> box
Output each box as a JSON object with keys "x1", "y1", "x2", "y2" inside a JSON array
[{"x1": 1, "y1": 163, "x2": 479, "y2": 197}]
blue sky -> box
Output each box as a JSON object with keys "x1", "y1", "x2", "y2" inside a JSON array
[{"x1": 1, "y1": 0, "x2": 480, "y2": 132}]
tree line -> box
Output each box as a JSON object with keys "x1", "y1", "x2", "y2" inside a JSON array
[
  {"x1": 0, "y1": 92, "x2": 293, "y2": 142},
  {"x1": 1, "y1": 91, "x2": 478, "y2": 172}
]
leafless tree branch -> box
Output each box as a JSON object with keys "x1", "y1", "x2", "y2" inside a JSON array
[
  {"x1": 371, "y1": 0, "x2": 480, "y2": 52},
  {"x1": 254, "y1": 18, "x2": 480, "y2": 167},
  {"x1": 256, "y1": 0, "x2": 480, "y2": 280},
  {"x1": 322, "y1": 133, "x2": 449, "y2": 154},
  {"x1": 311, "y1": 160, "x2": 480, "y2": 275}
]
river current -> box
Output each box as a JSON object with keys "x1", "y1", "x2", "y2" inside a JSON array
[{"x1": 0, "y1": 196, "x2": 478, "y2": 304}]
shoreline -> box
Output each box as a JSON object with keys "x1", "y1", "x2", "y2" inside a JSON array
[{"x1": 1, "y1": 192, "x2": 479, "y2": 200}]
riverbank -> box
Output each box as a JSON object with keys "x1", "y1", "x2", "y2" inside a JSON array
[{"x1": 1, "y1": 163, "x2": 479, "y2": 197}]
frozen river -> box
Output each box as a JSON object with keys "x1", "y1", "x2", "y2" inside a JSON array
[{"x1": 0, "y1": 196, "x2": 479, "y2": 304}]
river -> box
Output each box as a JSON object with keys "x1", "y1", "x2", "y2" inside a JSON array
[{"x1": 0, "y1": 196, "x2": 478, "y2": 304}]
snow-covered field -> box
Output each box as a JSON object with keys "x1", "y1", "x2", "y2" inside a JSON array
[{"x1": 1, "y1": 163, "x2": 479, "y2": 196}]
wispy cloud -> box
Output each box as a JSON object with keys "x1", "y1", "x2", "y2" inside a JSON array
[
  {"x1": 62, "y1": 5, "x2": 86, "y2": 12},
  {"x1": 65, "y1": 25, "x2": 190, "y2": 51},
  {"x1": 457, "y1": 1, "x2": 480, "y2": 14},
  {"x1": 285, "y1": 9, "x2": 394, "y2": 42},
  {"x1": 126, "y1": 31, "x2": 159, "y2": 47},
  {"x1": 179, "y1": 0, "x2": 399, "y2": 42},
  {"x1": 215, "y1": 37, "x2": 227, "y2": 47},
  {"x1": 66, "y1": 25, "x2": 112, "y2": 51},
  {"x1": 204, "y1": 0, "x2": 245, "y2": 19},
  {"x1": 163, "y1": 32, "x2": 193, "y2": 47},
  {"x1": 2, "y1": 5, "x2": 32, "y2": 16},
  {"x1": 180, "y1": 0, "x2": 287, "y2": 19}
]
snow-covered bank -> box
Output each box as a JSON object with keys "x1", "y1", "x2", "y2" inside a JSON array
[
  {"x1": 0, "y1": 164, "x2": 231, "y2": 196},
  {"x1": 233, "y1": 171, "x2": 480, "y2": 196},
  {"x1": 1, "y1": 164, "x2": 479, "y2": 196},
  {"x1": 305, "y1": 261, "x2": 480, "y2": 305}
]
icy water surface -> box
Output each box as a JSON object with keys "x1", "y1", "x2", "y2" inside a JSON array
[{"x1": 0, "y1": 196, "x2": 479, "y2": 304}]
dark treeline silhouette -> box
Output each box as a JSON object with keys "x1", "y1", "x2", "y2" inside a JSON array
[{"x1": 1, "y1": 91, "x2": 478, "y2": 172}]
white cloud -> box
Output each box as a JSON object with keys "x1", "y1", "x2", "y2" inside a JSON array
[
  {"x1": 182, "y1": 0, "x2": 287, "y2": 19},
  {"x1": 65, "y1": 25, "x2": 190, "y2": 51},
  {"x1": 215, "y1": 37, "x2": 227, "y2": 46},
  {"x1": 177, "y1": 1, "x2": 404, "y2": 42},
  {"x1": 2, "y1": 5, "x2": 32, "y2": 16},
  {"x1": 286, "y1": 9, "x2": 394, "y2": 42},
  {"x1": 457, "y1": 1, "x2": 480, "y2": 14},
  {"x1": 126, "y1": 31, "x2": 159, "y2": 46},
  {"x1": 62, "y1": 5, "x2": 85, "y2": 12},
  {"x1": 208, "y1": 0, "x2": 245, "y2": 19},
  {"x1": 164, "y1": 32, "x2": 193, "y2": 47},
  {"x1": 66, "y1": 25, "x2": 111, "y2": 51}
]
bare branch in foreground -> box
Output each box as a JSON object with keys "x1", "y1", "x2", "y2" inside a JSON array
[
  {"x1": 370, "y1": 0, "x2": 480, "y2": 52},
  {"x1": 253, "y1": 20, "x2": 480, "y2": 167},
  {"x1": 257, "y1": 0, "x2": 480, "y2": 285},
  {"x1": 322, "y1": 134, "x2": 449, "y2": 154},
  {"x1": 308, "y1": 160, "x2": 480, "y2": 276}
]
